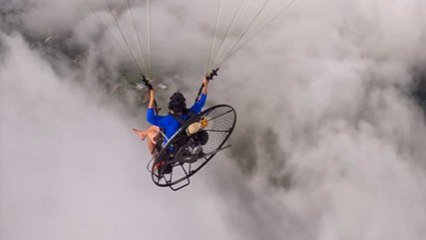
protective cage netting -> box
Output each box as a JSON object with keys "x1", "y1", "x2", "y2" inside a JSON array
[{"x1": 201, "y1": 105, "x2": 236, "y2": 154}]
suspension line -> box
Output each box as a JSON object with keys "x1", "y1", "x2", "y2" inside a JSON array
[
  {"x1": 103, "y1": 0, "x2": 145, "y2": 74},
  {"x1": 83, "y1": 0, "x2": 137, "y2": 70},
  {"x1": 206, "y1": 0, "x2": 224, "y2": 73},
  {"x1": 210, "y1": 0, "x2": 249, "y2": 68},
  {"x1": 146, "y1": 0, "x2": 153, "y2": 79},
  {"x1": 122, "y1": 0, "x2": 149, "y2": 75},
  {"x1": 215, "y1": 0, "x2": 273, "y2": 69},
  {"x1": 217, "y1": 0, "x2": 298, "y2": 68}
]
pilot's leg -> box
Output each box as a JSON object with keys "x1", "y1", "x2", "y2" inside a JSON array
[{"x1": 133, "y1": 126, "x2": 160, "y2": 157}]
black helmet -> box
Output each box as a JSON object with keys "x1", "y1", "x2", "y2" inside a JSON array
[{"x1": 168, "y1": 92, "x2": 186, "y2": 113}]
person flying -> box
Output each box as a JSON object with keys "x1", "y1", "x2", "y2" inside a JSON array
[{"x1": 133, "y1": 76, "x2": 209, "y2": 156}]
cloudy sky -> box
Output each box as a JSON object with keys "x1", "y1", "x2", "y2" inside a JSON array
[{"x1": 1, "y1": 0, "x2": 425, "y2": 240}]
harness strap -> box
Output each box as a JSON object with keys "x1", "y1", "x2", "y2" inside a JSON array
[{"x1": 171, "y1": 109, "x2": 197, "y2": 127}]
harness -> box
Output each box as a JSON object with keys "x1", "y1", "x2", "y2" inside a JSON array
[{"x1": 154, "y1": 109, "x2": 196, "y2": 153}]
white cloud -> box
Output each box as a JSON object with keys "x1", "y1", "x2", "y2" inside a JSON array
[{"x1": 1, "y1": 0, "x2": 426, "y2": 239}]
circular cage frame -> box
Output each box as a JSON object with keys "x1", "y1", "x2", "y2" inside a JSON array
[{"x1": 147, "y1": 104, "x2": 237, "y2": 191}]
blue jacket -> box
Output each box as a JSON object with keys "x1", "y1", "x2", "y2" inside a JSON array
[{"x1": 147, "y1": 94, "x2": 207, "y2": 140}]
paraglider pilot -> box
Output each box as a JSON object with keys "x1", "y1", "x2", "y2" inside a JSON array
[{"x1": 133, "y1": 76, "x2": 209, "y2": 156}]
